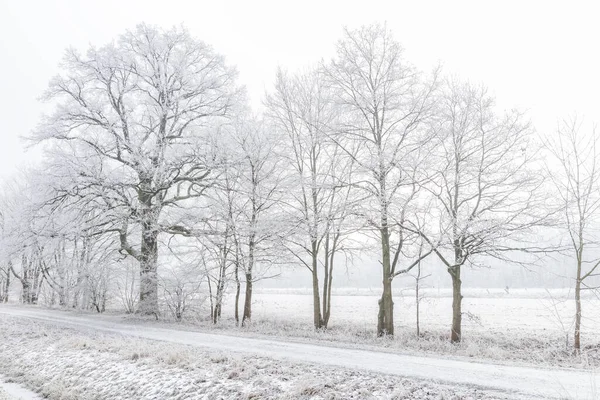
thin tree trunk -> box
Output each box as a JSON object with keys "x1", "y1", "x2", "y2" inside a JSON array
[
  {"x1": 325, "y1": 258, "x2": 333, "y2": 327},
  {"x1": 323, "y1": 231, "x2": 338, "y2": 328},
  {"x1": 324, "y1": 270, "x2": 333, "y2": 327},
  {"x1": 72, "y1": 238, "x2": 82, "y2": 309},
  {"x1": 309, "y1": 239, "x2": 323, "y2": 329},
  {"x1": 73, "y1": 268, "x2": 85, "y2": 309},
  {"x1": 206, "y1": 274, "x2": 214, "y2": 322},
  {"x1": 322, "y1": 235, "x2": 330, "y2": 328},
  {"x1": 575, "y1": 255, "x2": 582, "y2": 352},
  {"x1": 416, "y1": 263, "x2": 421, "y2": 337},
  {"x1": 57, "y1": 245, "x2": 67, "y2": 307},
  {"x1": 234, "y1": 260, "x2": 241, "y2": 326},
  {"x1": 214, "y1": 254, "x2": 227, "y2": 324},
  {"x1": 242, "y1": 233, "x2": 256, "y2": 326}
]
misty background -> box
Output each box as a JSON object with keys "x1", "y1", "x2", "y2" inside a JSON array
[{"x1": 1, "y1": 0, "x2": 598, "y2": 291}]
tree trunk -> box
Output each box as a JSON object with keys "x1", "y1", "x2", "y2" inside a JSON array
[
  {"x1": 322, "y1": 232, "x2": 338, "y2": 328},
  {"x1": 242, "y1": 234, "x2": 256, "y2": 326},
  {"x1": 308, "y1": 239, "x2": 323, "y2": 329},
  {"x1": 32, "y1": 273, "x2": 43, "y2": 305},
  {"x1": 378, "y1": 226, "x2": 394, "y2": 336},
  {"x1": 378, "y1": 280, "x2": 394, "y2": 336},
  {"x1": 449, "y1": 265, "x2": 462, "y2": 343},
  {"x1": 213, "y1": 259, "x2": 226, "y2": 324},
  {"x1": 73, "y1": 268, "x2": 85, "y2": 309},
  {"x1": 416, "y1": 264, "x2": 421, "y2": 337},
  {"x1": 312, "y1": 265, "x2": 323, "y2": 329},
  {"x1": 10, "y1": 260, "x2": 32, "y2": 304},
  {"x1": 135, "y1": 176, "x2": 160, "y2": 317},
  {"x1": 18, "y1": 255, "x2": 41, "y2": 305},
  {"x1": 58, "y1": 289, "x2": 67, "y2": 307},
  {"x1": 575, "y1": 256, "x2": 582, "y2": 352},
  {"x1": 1, "y1": 267, "x2": 9, "y2": 303},
  {"x1": 234, "y1": 261, "x2": 241, "y2": 326},
  {"x1": 322, "y1": 235, "x2": 329, "y2": 328},
  {"x1": 56, "y1": 243, "x2": 68, "y2": 307},
  {"x1": 324, "y1": 261, "x2": 333, "y2": 328},
  {"x1": 242, "y1": 274, "x2": 253, "y2": 326},
  {"x1": 213, "y1": 302, "x2": 221, "y2": 324},
  {"x1": 138, "y1": 220, "x2": 159, "y2": 316},
  {"x1": 22, "y1": 281, "x2": 32, "y2": 304},
  {"x1": 206, "y1": 274, "x2": 214, "y2": 322}
]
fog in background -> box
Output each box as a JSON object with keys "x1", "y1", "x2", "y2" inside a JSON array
[{"x1": 1, "y1": 0, "x2": 599, "y2": 290}]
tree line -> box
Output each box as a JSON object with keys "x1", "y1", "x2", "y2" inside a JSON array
[{"x1": 0, "y1": 23, "x2": 597, "y2": 351}]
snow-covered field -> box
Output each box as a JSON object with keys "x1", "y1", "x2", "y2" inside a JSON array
[
  {"x1": 243, "y1": 288, "x2": 600, "y2": 335},
  {"x1": 204, "y1": 288, "x2": 600, "y2": 369},
  {"x1": 0, "y1": 313, "x2": 532, "y2": 400}
]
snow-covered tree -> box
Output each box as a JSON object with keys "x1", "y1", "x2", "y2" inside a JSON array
[
  {"x1": 267, "y1": 67, "x2": 357, "y2": 329},
  {"x1": 230, "y1": 117, "x2": 285, "y2": 325},
  {"x1": 33, "y1": 24, "x2": 243, "y2": 315},
  {"x1": 323, "y1": 24, "x2": 438, "y2": 336},
  {"x1": 418, "y1": 79, "x2": 544, "y2": 342},
  {"x1": 543, "y1": 116, "x2": 600, "y2": 351}
]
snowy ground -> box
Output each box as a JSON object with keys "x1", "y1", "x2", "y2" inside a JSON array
[
  {"x1": 0, "y1": 375, "x2": 41, "y2": 400},
  {"x1": 0, "y1": 311, "x2": 530, "y2": 400},
  {"x1": 204, "y1": 289, "x2": 600, "y2": 369},
  {"x1": 0, "y1": 307, "x2": 598, "y2": 399},
  {"x1": 243, "y1": 288, "x2": 600, "y2": 336}
]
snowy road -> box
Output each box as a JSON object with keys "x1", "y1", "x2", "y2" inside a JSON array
[{"x1": 1, "y1": 307, "x2": 597, "y2": 399}]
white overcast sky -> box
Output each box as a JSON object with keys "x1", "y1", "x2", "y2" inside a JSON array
[{"x1": 0, "y1": 0, "x2": 598, "y2": 179}]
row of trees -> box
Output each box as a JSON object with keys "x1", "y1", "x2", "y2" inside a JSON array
[{"x1": 0, "y1": 23, "x2": 597, "y2": 350}]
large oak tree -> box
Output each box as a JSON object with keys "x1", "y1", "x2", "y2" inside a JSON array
[{"x1": 34, "y1": 24, "x2": 243, "y2": 314}]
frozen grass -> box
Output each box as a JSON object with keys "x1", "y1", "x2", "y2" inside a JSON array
[
  {"x1": 180, "y1": 289, "x2": 600, "y2": 370},
  {"x1": 147, "y1": 314, "x2": 600, "y2": 370},
  {"x1": 0, "y1": 314, "x2": 526, "y2": 400},
  {"x1": 111, "y1": 290, "x2": 600, "y2": 370},
  {"x1": 14, "y1": 286, "x2": 600, "y2": 370}
]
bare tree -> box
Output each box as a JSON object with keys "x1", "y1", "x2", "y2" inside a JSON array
[
  {"x1": 0, "y1": 174, "x2": 51, "y2": 305},
  {"x1": 33, "y1": 24, "x2": 243, "y2": 315},
  {"x1": 0, "y1": 162, "x2": 127, "y2": 310},
  {"x1": 266, "y1": 67, "x2": 356, "y2": 329},
  {"x1": 200, "y1": 224, "x2": 233, "y2": 324},
  {"x1": 230, "y1": 118, "x2": 284, "y2": 326},
  {"x1": 323, "y1": 24, "x2": 438, "y2": 336},
  {"x1": 543, "y1": 116, "x2": 600, "y2": 352},
  {"x1": 116, "y1": 259, "x2": 139, "y2": 314},
  {"x1": 160, "y1": 262, "x2": 206, "y2": 321},
  {"x1": 410, "y1": 242, "x2": 431, "y2": 337},
  {"x1": 417, "y1": 79, "x2": 544, "y2": 342}
]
